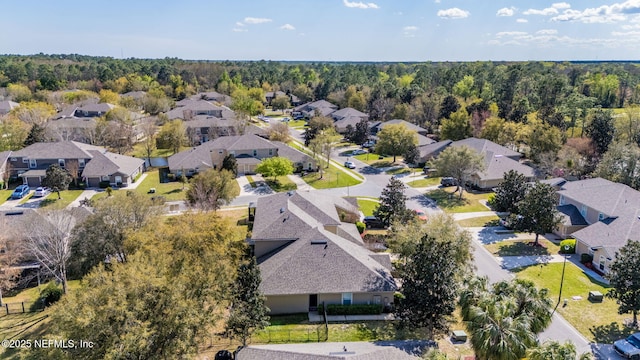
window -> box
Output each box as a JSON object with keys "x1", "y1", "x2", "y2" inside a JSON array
[
  {"x1": 342, "y1": 293, "x2": 352, "y2": 306},
  {"x1": 253, "y1": 149, "x2": 257, "y2": 157},
  {"x1": 22, "y1": 158, "x2": 28, "y2": 163},
  {"x1": 269, "y1": 149, "x2": 273, "y2": 156},
  {"x1": 559, "y1": 195, "x2": 565, "y2": 205},
  {"x1": 580, "y1": 205, "x2": 587, "y2": 218},
  {"x1": 29, "y1": 159, "x2": 37, "y2": 168},
  {"x1": 101, "y1": 175, "x2": 109, "y2": 181},
  {"x1": 58, "y1": 159, "x2": 65, "y2": 167},
  {"x1": 598, "y1": 213, "x2": 605, "y2": 221},
  {"x1": 10, "y1": 157, "x2": 17, "y2": 161},
  {"x1": 599, "y1": 255, "x2": 606, "y2": 271},
  {"x1": 373, "y1": 295, "x2": 381, "y2": 305},
  {"x1": 79, "y1": 159, "x2": 85, "y2": 167}
]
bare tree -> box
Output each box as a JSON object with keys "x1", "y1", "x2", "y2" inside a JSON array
[
  {"x1": 65, "y1": 159, "x2": 80, "y2": 187},
  {"x1": 0, "y1": 216, "x2": 24, "y2": 305},
  {"x1": 2, "y1": 162, "x2": 11, "y2": 189},
  {"x1": 23, "y1": 210, "x2": 77, "y2": 294},
  {"x1": 267, "y1": 122, "x2": 290, "y2": 142},
  {"x1": 140, "y1": 118, "x2": 158, "y2": 162}
]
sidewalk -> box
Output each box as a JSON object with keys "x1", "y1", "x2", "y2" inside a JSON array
[
  {"x1": 66, "y1": 189, "x2": 101, "y2": 208},
  {"x1": 287, "y1": 174, "x2": 312, "y2": 192}
]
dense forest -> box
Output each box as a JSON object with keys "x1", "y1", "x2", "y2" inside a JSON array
[{"x1": 2, "y1": 54, "x2": 640, "y2": 187}]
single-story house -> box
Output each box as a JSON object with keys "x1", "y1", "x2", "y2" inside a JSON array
[
  {"x1": 293, "y1": 100, "x2": 338, "y2": 118},
  {"x1": 166, "y1": 99, "x2": 228, "y2": 120},
  {"x1": 469, "y1": 151, "x2": 536, "y2": 189},
  {"x1": 370, "y1": 119, "x2": 429, "y2": 137},
  {"x1": 251, "y1": 191, "x2": 396, "y2": 315},
  {"x1": 7, "y1": 141, "x2": 144, "y2": 188},
  {"x1": 553, "y1": 177, "x2": 640, "y2": 274}
]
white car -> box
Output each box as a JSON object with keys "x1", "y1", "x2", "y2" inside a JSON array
[
  {"x1": 351, "y1": 149, "x2": 367, "y2": 155},
  {"x1": 33, "y1": 187, "x2": 50, "y2": 197},
  {"x1": 344, "y1": 161, "x2": 356, "y2": 169}
]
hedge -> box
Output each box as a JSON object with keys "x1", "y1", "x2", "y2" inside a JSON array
[
  {"x1": 355, "y1": 221, "x2": 365, "y2": 234},
  {"x1": 559, "y1": 239, "x2": 576, "y2": 254},
  {"x1": 581, "y1": 253, "x2": 594, "y2": 263},
  {"x1": 317, "y1": 303, "x2": 383, "y2": 315}
]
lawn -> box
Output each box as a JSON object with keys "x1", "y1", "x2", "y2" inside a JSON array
[
  {"x1": 302, "y1": 166, "x2": 362, "y2": 189},
  {"x1": 353, "y1": 153, "x2": 397, "y2": 166},
  {"x1": 426, "y1": 189, "x2": 492, "y2": 213},
  {"x1": 38, "y1": 190, "x2": 84, "y2": 209},
  {"x1": 93, "y1": 169, "x2": 186, "y2": 202},
  {"x1": 129, "y1": 142, "x2": 180, "y2": 158},
  {"x1": 245, "y1": 175, "x2": 257, "y2": 188},
  {"x1": 456, "y1": 215, "x2": 500, "y2": 227},
  {"x1": 357, "y1": 198, "x2": 379, "y2": 216},
  {"x1": 265, "y1": 176, "x2": 297, "y2": 192},
  {"x1": 286, "y1": 120, "x2": 307, "y2": 128},
  {"x1": 0, "y1": 189, "x2": 12, "y2": 205},
  {"x1": 407, "y1": 177, "x2": 441, "y2": 188},
  {"x1": 515, "y1": 262, "x2": 629, "y2": 343},
  {"x1": 385, "y1": 167, "x2": 413, "y2": 176},
  {"x1": 484, "y1": 239, "x2": 561, "y2": 257}
]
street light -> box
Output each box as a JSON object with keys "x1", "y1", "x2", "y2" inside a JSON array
[{"x1": 552, "y1": 244, "x2": 572, "y2": 316}]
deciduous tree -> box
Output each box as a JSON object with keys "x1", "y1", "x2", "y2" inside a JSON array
[
  {"x1": 42, "y1": 164, "x2": 72, "y2": 199},
  {"x1": 594, "y1": 142, "x2": 640, "y2": 189},
  {"x1": 607, "y1": 240, "x2": 640, "y2": 327},
  {"x1": 0, "y1": 117, "x2": 29, "y2": 151},
  {"x1": 511, "y1": 182, "x2": 562, "y2": 246},
  {"x1": 375, "y1": 124, "x2": 418, "y2": 163},
  {"x1": 271, "y1": 94, "x2": 291, "y2": 113},
  {"x1": 9, "y1": 101, "x2": 55, "y2": 126},
  {"x1": 439, "y1": 108, "x2": 472, "y2": 141},
  {"x1": 267, "y1": 122, "x2": 290, "y2": 142},
  {"x1": 185, "y1": 169, "x2": 239, "y2": 211},
  {"x1": 255, "y1": 157, "x2": 294, "y2": 181},
  {"x1": 489, "y1": 170, "x2": 528, "y2": 213},
  {"x1": 430, "y1": 145, "x2": 485, "y2": 199},
  {"x1": 157, "y1": 119, "x2": 187, "y2": 154}
]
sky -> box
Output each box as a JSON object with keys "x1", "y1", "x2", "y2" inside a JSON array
[{"x1": 2, "y1": 0, "x2": 640, "y2": 62}]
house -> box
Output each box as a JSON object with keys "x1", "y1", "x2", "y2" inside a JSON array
[
  {"x1": 184, "y1": 115, "x2": 242, "y2": 144},
  {"x1": 417, "y1": 140, "x2": 453, "y2": 163},
  {"x1": 553, "y1": 178, "x2": 640, "y2": 274},
  {"x1": 7, "y1": 141, "x2": 144, "y2": 188},
  {"x1": 73, "y1": 103, "x2": 116, "y2": 118},
  {"x1": 46, "y1": 117, "x2": 97, "y2": 143},
  {"x1": 190, "y1": 91, "x2": 232, "y2": 105},
  {"x1": 331, "y1": 107, "x2": 369, "y2": 134},
  {"x1": 166, "y1": 99, "x2": 228, "y2": 120},
  {"x1": 236, "y1": 341, "x2": 428, "y2": 360},
  {"x1": 370, "y1": 119, "x2": 429, "y2": 137},
  {"x1": 167, "y1": 134, "x2": 316, "y2": 176},
  {"x1": 250, "y1": 191, "x2": 396, "y2": 315},
  {"x1": 0, "y1": 100, "x2": 19, "y2": 115},
  {"x1": 293, "y1": 100, "x2": 338, "y2": 119},
  {"x1": 265, "y1": 91, "x2": 302, "y2": 107}
]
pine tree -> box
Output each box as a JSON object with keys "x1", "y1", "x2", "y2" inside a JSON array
[{"x1": 374, "y1": 177, "x2": 409, "y2": 227}]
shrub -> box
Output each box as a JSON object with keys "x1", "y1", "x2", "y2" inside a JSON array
[
  {"x1": 486, "y1": 194, "x2": 496, "y2": 210},
  {"x1": 581, "y1": 253, "x2": 593, "y2": 264},
  {"x1": 559, "y1": 239, "x2": 576, "y2": 254},
  {"x1": 355, "y1": 221, "x2": 365, "y2": 234},
  {"x1": 99, "y1": 180, "x2": 111, "y2": 188},
  {"x1": 38, "y1": 282, "x2": 63, "y2": 307},
  {"x1": 323, "y1": 304, "x2": 383, "y2": 315}
]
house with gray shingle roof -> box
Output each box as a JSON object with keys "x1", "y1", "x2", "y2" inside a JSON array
[
  {"x1": 553, "y1": 177, "x2": 640, "y2": 274},
  {"x1": 370, "y1": 119, "x2": 429, "y2": 136},
  {"x1": 190, "y1": 91, "x2": 232, "y2": 106},
  {"x1": 167, "y1": 99, "x2": 227, "y2": 120},
  {"x1": 331, "y1": 107, "x2": 369, "y2": 134},
  {"x1": 294, "y1": 100, "x2": 338, "y2": 118},
  {"x1": 8, "y1": 141, "x2": 144, "y2": 188},
  {"x1": 251, "y1": 191, "x2": 396, "y2": 315},
  {"x1": 167, "y1": 134, "x2": 316, "y2": 176}
]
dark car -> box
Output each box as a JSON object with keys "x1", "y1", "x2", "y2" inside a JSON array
[
  {"x1": 614, "y1": 333, "x2": 640, "y2": 359},
  {"x1": 363, "y1": 216, "x2": 385, "y2": 229},
  {"x1": 440, "y1": 177, "x2": 458, "y2": 187},
  {"x1": 11, "y1": 185, "x2": 30, "y2": 199}
]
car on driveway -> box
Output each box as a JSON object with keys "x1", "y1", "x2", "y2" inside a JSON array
[
  {"x1": 363, "y1": 216, "x2": 385, "y2": 229},
  {"x1": 413, "y1": 209, "x2": 428, "y2": 221},
  {"x1": 33, "y1": 187, "x2": 50, "y2": 197},
  {"x1": 351, "y1": 149, "x2": 367, "y2": 155},
  {"x1": 614, "y1": 333, "x2": 640, "y2": 359},
  {"x1": 344, "y1": 161, "x2": 356, "y2": 169},
  {"x1": 440, "y1": 177, "x2": 458, "y2": 187},
  {"x1": 11, "y1": 185, "x2": 30, "y2": 199}
]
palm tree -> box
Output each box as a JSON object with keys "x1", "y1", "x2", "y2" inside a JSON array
[
  {"x1": 494, "y1": 279, "x2": 553, "y2": 333},
  {"x1": 459, "y1": 276, "x2": 489, "y2": 320},
  {"x1": 527, "y1": 340, "x2": 576, "y2": 360},
  {"x1": 466, "y1": 300, "x2": 538, "y2": 360}
]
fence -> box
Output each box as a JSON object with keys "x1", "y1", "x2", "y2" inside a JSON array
[
  {"x1": 1, "y1": 301, "x2": 45, "y2": 315},
  {"x1": 251, "y1": 324, "x2": 327, "y2": 344}
]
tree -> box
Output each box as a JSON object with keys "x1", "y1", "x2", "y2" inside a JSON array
[
  {"x1": 267, "y1": 122, "x2": 290, "y2": 142},
  {"x1": 304, "y1": 116, "x2": 334, "y2": 145},
  {"x1": 526, "y1": 119, "x2": 563, "y2": 161},
  {"x1": 511, "y1": 182, "x2": 562, "y2": 246},
  {"x1": 0, "y1": 117, "x2": 30, "y2": 151},
  {"x1": 430, "y1": 145, "x2": 485, "y2": 199},
  {"x1": 488, "y1": 170, "x2": 528, "y2": 213},
  {"x1": 527, "y1": 341, "x2": 577, "y2": 360},
  {"x1": 24, "y1": 210, "x2": 78, "y2": 294},
  {"x1": 403, "y1": 143, "x2": 419, "y2": 165},
  {"x1": 98, "y1": 89, "x2": 120, "y2": 104},
  {"x1": 70, "y1": 192, "x2": 161, "y2": 275},
  {"x1": 453, "y1": 75, "x2": 475, "y2": 101},
  {"x1": 351, "y1": 117, "x2": 370, "y2": 145},
  {"x1": 607, "y1": 240, "x2": 640, "y2": 327},
  {"x1": 439, "y1": 108, "x2": 472, "y2": 141},
  {"x1": 0, "y1": 216, "x2": 24, "y2": 305},
  {"x1": 222, "y1": 153, "x2": 238, "y2": 177},
  {"x1": 594, "y1": 142, "x2": 640, "y2": 189},
  {"x1": 586, "y1": 108, "x2": 616, "y2": 155},
  {"x1": 395, "y1": 234, "x2": 460, "y2": 335},
  {"x1": 225, "y1": 255, "x2": 270, "y2": 346},
  {"x1": 185, "y1": 169, "x2": 239, "y2": 211},
  {"x1": 438, "y1": 95, "x2": 460, "y2": 121},
  {"x1": 42, "y1": 164, "x2": 72, "y2": 199},
  {"x1": 7, "y1": 83, "x2": 32, "y2": 102},
  {"x1": 309, "y1": 127, "x2": 341, "y2": 177},
  {"x1": 255, "y1": 157, "x2": 294, "y2": 181},
  {"x1": 375, "y1": 124, "x2": 418, "y2": 163},
  {"x1": 157, "y1": 119, "x2": 187, "y2": 154},
  {"x1": 24, "y1": 123, "x2": 48, "y2": 146},
  {"x1": 9, "y1": 101, "x2": 56, "y2": 126},
  {"x1": 65, "y1": 159, "x2": 80, "y2": 187},
  {"x1": 374, "y1": 177, "x2": 410, "y2": 227},
  {"x1": 271, "y1": 94, "x2": 291, "y2": 113},
  {"x1": 140, "y1": 118, "x2": 157, "y2": 163}
]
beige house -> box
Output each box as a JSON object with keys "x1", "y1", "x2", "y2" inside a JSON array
[
  {"x1": 250, "y1": 191, "x2": 396, "y2": 315},
  {"x1": 553, "y1": 178, "x2": 640, "y2": 274}
]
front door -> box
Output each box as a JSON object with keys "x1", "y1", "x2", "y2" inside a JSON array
[
  {"x1": 309, "y1": 294, "x2": 318, "y2": 311},
  {"x1": 115, "y1": 176, "x2": 122, "y2": 185}
]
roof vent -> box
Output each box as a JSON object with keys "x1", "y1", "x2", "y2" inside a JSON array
[
  {"x1": 280, "y1": 207, "x2": 285, "y2": 213},
  {"x1": 311, "y1": 240, "x2": 327, "y2": 245}
]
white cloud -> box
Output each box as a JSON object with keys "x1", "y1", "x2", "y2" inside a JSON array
[
  {"x1": 496, "y1": 31, "x2": 528, "y2": 37},
  {"x1": 552, "y1": 2, "x2": 571, "y2": 10},
  {"x1": 551, "y1": 1, "x2": 640, "y2": 23},
  {"x1": 489, "y1": 27, "x2": 640, "y2": 49},
  {"x1": 244, "y1": 17, "x2": 272, "y2": 24},
  {"x1": 403, "y1": 25, "x2": 418, "y2": 37},
  {"x1": 523, "y1": 7, "x2": 559, "y2": 16},
  {"x1": 516, "y1": 18, "x2": 529, "y2": 23},
  {"x1": 343, "y1": 0, "x2": 379, "y2": 9},
  {"x1": 232, "y1": 28, "x2": 248, "y2": 32},
  {"x1": 280, "y1": 24, "x2": 295, "y2": 30},
  {"x1": 497, "y1": 7, "x2": 515, "y2": 17},
  {"x1": 537, "y1": 29, "x2": 558, "y2": 35},
  {"x1": 437, "y1": 8, "x2": 470, "y2": 19},
  {"x1": 434, "y1": 0, "x2": 441, "y2": 3},
  {"x1": 236, "y1": 22, "x2": 245, "y2": 27},
  {"x1": 403, "y1": 26, "x2": 418, "y2": 31}
]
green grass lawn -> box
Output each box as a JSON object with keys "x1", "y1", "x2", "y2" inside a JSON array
[
  {"x1": 407, "y1": 177, "x2": 441, "y2": 188},
  {"x1": 302, "y1": 166, "x2": 362, "y2": 189},
  {"x1": 484, "y1": 239, "x2": 561, "y2": 256},
  {"x1": 38, "y1": 190, "x2": 84, "y2": 209},
  {"x1": 0, "y1": 189, "x2": 12, "y2": 205},
  {"x1": 18, "y1": 192, "x2": 35, "y2": 204},
  {"x1": 515, "y1": 262, "x2": 627, "y2": 343},
  {"x1": 265, "y1": 176, "x2": 297, "y2": 192},
  {"x1": 246, "y1": 175, "x2": 257, "y2": 188},
  {"x1": 456, "y1": 215, "x2": 500, "y2": 227},
  {"x1": 286, "y1": 120, "x2": 307, "y2": 128},
  {"x1": 93, "y1": 169, "x2": 186, "y2": 202},
  {"x1": 357, "y1": 198, "x2": 379, "y2": 216},
  {"x1": 426, "y1": 189, "x2": 492, "y2": 213},
  {"x1": 353, "y1": 153, "x2": 397, "y2": 166},
  {"x1": 129, "y1": 142, "x2": 179, "y2": 158},
  {"x1": 385, "y1": 167, "x2": 412, "y2": 176}
]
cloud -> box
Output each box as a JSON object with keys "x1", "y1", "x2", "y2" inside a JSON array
[
  {"x1": 232, "y1": 28, "x2": 248, "y2": 32},
  {"x1": 516, "y1": 18, "x2": 529, "y2": 23},
  {"x1": 434, "y1": 0, "x2": 441, "y2": 3},
  {"x1": 403, "y1": 25, "x2": 418, "y2": 37},
  {"x1": 343, "y1": 0, "x2": 379, "y2": 9},
  {"x1": 537, "y1": 29, "x2": 558, "y2": 35},
  {"x1": 551, "y1": 1, "x2": 640, "y2": 23},
  {"x1": 497, "y1": 7, "x2": 515, "y2": 17},
  {"x1": 280, "y1": 24, "x2": 295, "y2": 30},
  {"x1": 496, "y1": 31, "x2": 528, "y2": 37},
  {"x1": 403, "y1": 26, "x2": 418, "y2": 31},
  {"x1": 523, "y1": 7, "x2": 559, "y2": 16},
  {"x1": 437, "y1": 8, "x2": 470, "y2": 19},
  {"x1": 235, "y1": 22, "x2": 245, "y2": 27},
  {"x1": 552, "y1": 2, "x2": 571, "y2": 10},
  {"x1": 244, "y1": 17, "x2": 272, "y2": 24},
  {"x1": 489, "y1": 27, "x2": 640, "y2": 49}
]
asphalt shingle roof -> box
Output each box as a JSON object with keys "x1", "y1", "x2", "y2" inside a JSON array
[
  {"x1": 12, "y1": 141, "x2": 104, "y2": 160},
  {"x1": 81, "y1": 151, "x2": 144, "y2": 178},
  {"x1": 379, "y1": 119, "x2": 428, "y2": 134},
  {"x1": 558, "y1": 204, "x2": 588, "y2": 226},
  {"x1": 451, "y1": 137, "x2": 522, "y2": 158},
  {"x1": 477, "y1": 152, "x2": 535, "y2": 181},
  {"x1": 237, "y1": 342, "x2": 424, "y2": 360}
]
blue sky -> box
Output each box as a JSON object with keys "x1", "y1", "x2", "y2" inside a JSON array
[{"x1": 3, "y1": 0, "x2": 640, "y2": 61}]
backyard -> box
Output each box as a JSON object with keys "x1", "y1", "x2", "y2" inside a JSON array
[
  {"x1": 426, "y1": 188, "x2": 492, "y2": 213},
  {"x1": 91, "y1": 169, "x2": 186, "y2": 201}
]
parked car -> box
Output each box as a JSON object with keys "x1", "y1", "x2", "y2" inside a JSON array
[
  {"x1": 440, "y1": 177, "x2": 458, "y2": 187},
  {"x1": 351, "y1": 149, "x2": 367, "y2": 155},
  {"x1": 344, "y1": 161, "x2": 356, "y2": 169},
  {"x1": 614, "y1": 333, "x2": 640, "y2": 359},
  {"x1": 363, "y1": 216, "x2": 385, "y2": 229},
  {"x1": 362, "y1": 140, "x2": 376, "y2": 148},
  {"x1": 293, "y1": 114, "x2": 304, "y2": 120},
  {"x1": 282, "y1": 117, "x2": 290, "y2": 122},
  {"x1": 413, "y1": 209, "x2": 428, "y2": 221},
  {"x1": 33, "y1": 187, "x2": 50, "y2": 198},
  {"x1": 11, "y1": 185, "x2": 30, "y2": 199}
]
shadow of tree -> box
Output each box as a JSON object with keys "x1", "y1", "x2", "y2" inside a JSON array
[
  {"x1": 495, "y1": 242, "x2": 551, "y2": 257},
  {"x1": 426, "y1": 189, "x2": 469, "y2": 209},
  {"x1": 590, "y1": 321, "x2": 636, "y2": 344}
]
